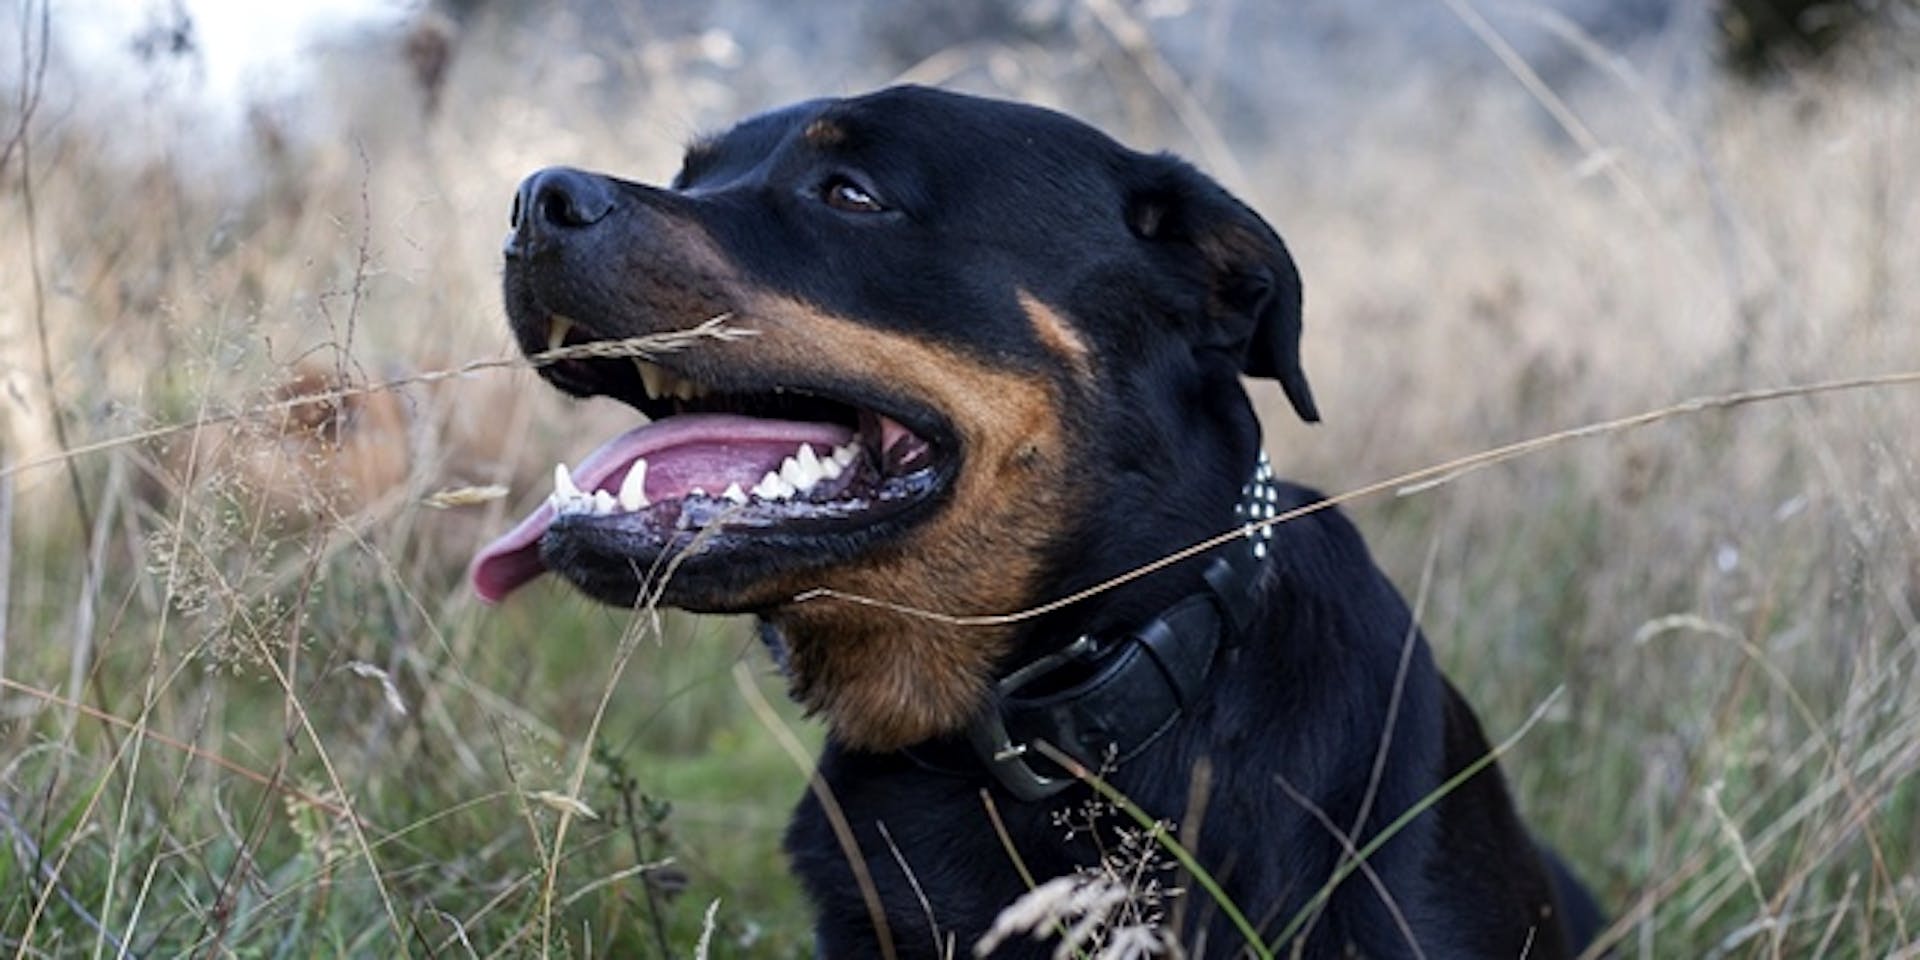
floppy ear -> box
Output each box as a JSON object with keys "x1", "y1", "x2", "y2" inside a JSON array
[{"x1": 1126, "y1": 156, "x2": 1319, "y2": 422}]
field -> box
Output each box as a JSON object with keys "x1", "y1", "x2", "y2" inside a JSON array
[{"x1": 3, "y1": 1, "x2": 1918, "y2": 956}]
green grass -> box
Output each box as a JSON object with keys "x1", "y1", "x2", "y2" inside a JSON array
[
  {"x1": 3, "y1": 550, "x2": 816, "y2": 956},
  {"x1": 5, "y1": 3, "x2": 1920, "y2": 957}
]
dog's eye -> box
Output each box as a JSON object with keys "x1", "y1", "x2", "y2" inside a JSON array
[{"x1": 822, "y1": 177, "x2": 884, "y2": 214}]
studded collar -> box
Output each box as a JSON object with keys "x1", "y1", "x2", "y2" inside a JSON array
[{"x1": 960, "y1": 453, "x2": 1280, "y2": 801}]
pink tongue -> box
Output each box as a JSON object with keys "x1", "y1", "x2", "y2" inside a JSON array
[{"x1": 470, "y1": 414, "x2": 853, "y2": 604}]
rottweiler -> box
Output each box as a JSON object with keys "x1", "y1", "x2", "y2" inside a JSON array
[{"x1": 473, "y1": 85, "x2": 1604, "y2": 958}]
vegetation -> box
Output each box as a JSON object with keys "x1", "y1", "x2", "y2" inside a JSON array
[{"x1": 2, "y1": 2, "x2": 1916, "y2": 955}]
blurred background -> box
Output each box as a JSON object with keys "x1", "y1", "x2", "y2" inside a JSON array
[{"x1": 2, "y1": 0, "x2": 1917, "y2": 955}]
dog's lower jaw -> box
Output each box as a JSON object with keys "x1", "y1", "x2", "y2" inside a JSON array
[{"x1": 767, "y1": 605, "x2": 1010, "y2": 752}]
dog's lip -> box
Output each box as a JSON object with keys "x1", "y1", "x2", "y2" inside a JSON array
[
  {"x1": 524, "y1": 310, "x2": 954, "y2": 448},
  {"x1": 470, "y1": 413, "x2": 864, "y2": 603}
]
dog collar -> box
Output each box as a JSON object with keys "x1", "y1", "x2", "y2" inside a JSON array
[{"x1": 964, "y1": 453, "x2": 1280, "y2": 801}]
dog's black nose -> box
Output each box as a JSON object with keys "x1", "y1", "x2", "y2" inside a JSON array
[{"x1": 506, "y1": 166, "x2": 615, "y2": 259}]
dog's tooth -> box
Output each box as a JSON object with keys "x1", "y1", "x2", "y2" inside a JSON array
[
  {"x1": 690, "y1": 486, "x2": 708, "y2": 497},
  {"x1": 832, "y1": 442, "x2": 859, "y2": 467},
  {"x1": 797, "y1": 444, "x2": 822, "y2": 474},
  {"x1": 751, "y1": 470, "x2": 794, "y2": 501},
  {"x1": 617, "y1": 460, "x2": 650, "y2": 511},
  {"x1": 591, "y1": 490, "x2": 617, "y2": 516},
  {"x1": 820, "y1": 456, "x2": 844, "y2": 480},
  {"x1": 722, "y1": 482, "x2": 748, "y2": 504},
  {"x1": 554, "y1": 462, "x2": 582, "y2": 500},
  {"x1": 552, "y1": 472, "x2": 588, "y2": 515},
  {"x1": 547, "y1": 316, "x2": 574, "y2": 352},
  {"x1": 780, "y1": 452, "x2": 822, "y2": 492},
  {"x1": 777, "y1": 456, "x2": 805, "y2": 489},
  {"x1": 637, "y1": 362, "x2": 666, "y2": 399}
]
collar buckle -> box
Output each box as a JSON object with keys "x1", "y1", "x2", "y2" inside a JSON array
[{"x1": 965, "y1": 634, "x2": 1099, "y2": 801}]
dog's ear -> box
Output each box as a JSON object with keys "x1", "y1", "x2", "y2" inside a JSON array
[{"x1": 1126, "y1": 156, "x2": 1319, "y2": 422}]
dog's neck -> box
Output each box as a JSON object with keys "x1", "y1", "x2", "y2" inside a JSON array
[{"x1": 961, "y1": 452, "x2": 1280, "y2": 800}]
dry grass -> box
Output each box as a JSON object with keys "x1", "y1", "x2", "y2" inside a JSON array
[{"x1": 3, "y1": 1, "x2": 1918, "y2": 956}]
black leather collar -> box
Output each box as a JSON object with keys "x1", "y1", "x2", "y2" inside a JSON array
[{"x1": 962, "y1": 453, "x2": 1280, "y2": 801}]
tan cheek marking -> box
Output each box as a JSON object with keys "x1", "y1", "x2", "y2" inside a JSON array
[
  {"x1": 1018, "y1": 289, "x2": 1093, "y2": 380},
  {"x1": 732, "y1": 295, "x2": 1080, "y2": 750}
]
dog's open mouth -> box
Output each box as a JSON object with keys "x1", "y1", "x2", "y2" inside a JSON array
[{"x1": 471, "y1": 316, "x2": 953, "y2": 605}]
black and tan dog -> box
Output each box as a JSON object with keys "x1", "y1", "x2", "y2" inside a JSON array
[{"x1": 473, "y1": 86, "x2": 1602, "y2": 958}]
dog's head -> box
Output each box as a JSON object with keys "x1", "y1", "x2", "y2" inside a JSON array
[{"x1": 472, "y1": 86, "x2": 1314, "y2": 750}]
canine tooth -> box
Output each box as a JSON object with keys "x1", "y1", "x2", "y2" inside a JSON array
[
  {"x1": 722, "y1": 483, "x2": 748, "y2": 504},
  {"x1": 552, "y1": 470, "x2": 589, "y2": 515},
  {"x1": 618, "y1": 460, "x2": 650, "y2": 511},
  {"x1": 591, "y1": 490, "x2": 617, "y2": 516},
  {"x1": 637, "y1": 362, "x2": 667, "y2": 399},
  {"x1": 554, "y1": 462, "x2": 582, "y2": 500},
  {"x1": 548, "y1": 316, "x2": 573, "y2": 351}
]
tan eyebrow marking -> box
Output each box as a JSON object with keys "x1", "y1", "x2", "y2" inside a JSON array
[{"x1": 804, "y1": 118, "x2": 847, "y2": 148}]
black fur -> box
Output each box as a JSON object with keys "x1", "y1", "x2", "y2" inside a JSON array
[{"x1": 500, "y1": 86, "x2": 1603, "y2": 958}]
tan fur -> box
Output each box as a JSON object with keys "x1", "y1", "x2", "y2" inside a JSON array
[
  {"x1": 803, "y1": 118, "x2": 847, "y2": 148},
  {"x1": 1018, "y1": 289, "x2": 1093, "y2": 380},
  {"x1": 704, "y1": 295, "x2": 1078, "y2": 751}
]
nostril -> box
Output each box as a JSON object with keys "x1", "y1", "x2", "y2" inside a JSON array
[
  {"x1": 506, "y1": 167, "x2": 616, "y2": 261},
  {"x1": 525, "y1": 167, "x2": 614, "y2": 230},
  {"x1": 538, "y1": 186, "x2": 586, "y2": 227}
]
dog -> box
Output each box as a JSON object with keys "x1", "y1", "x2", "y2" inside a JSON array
[{"x1": 472, "y1": 85, "x2": 1604, "y2": 958}]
